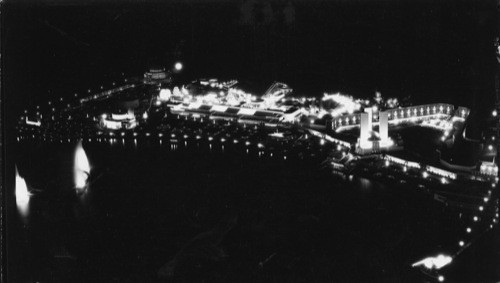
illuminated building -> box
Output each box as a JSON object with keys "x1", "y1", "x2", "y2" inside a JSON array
[
  {"x1": 100, "y1": 109, "x2": 137, "y2": 130},
  {"x1": 480, "y1": 160, "x2": 499, "y2": 177},
  {"x1": 144, "y1": 67, "x2": 172, "y2": 84}
]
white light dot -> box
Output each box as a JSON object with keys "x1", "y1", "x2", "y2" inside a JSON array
[
  {"x1": 466, "y1": 227, "x2": 472, "y2": 233},
  {"x1": 438, "y1": 275, "x2": 444, "y2": 282},
  {"x1": 174, "y1": 62, "x2": 183, "y2": 71},
  {"x1": 459, "y1": 241, "x2": 464, "y2": 247}
]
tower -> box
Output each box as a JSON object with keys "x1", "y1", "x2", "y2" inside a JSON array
[{"x1": 358, "y1": 109, "x2": 393, "y2": 153}]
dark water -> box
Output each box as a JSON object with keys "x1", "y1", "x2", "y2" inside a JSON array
[{"x1": 8, "y1": 139, "x2": 487, "y2": 282}]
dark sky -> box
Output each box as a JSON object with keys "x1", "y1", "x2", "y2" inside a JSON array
[{"x1": 2, "y1": 0, "x2": 498, "y2": 129}]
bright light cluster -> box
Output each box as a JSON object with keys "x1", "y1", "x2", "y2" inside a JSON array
[
  {"x1": 412, "y1": 254, "x2": 452, "y2": 270},
  {"x1": 321, "y1": 93, "x2": 361, "y2": 117},
  {"x1": 421, "y1": 118, "x2": 453, "y2": 131},
  {"x1": 480, "y1": 162, "x2": 499, "y2": 176}
]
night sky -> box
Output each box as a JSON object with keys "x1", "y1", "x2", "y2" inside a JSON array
[{"x1": 2, "y1": 0, "x2": 498, "y2": 127}]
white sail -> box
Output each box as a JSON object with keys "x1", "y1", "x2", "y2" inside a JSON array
[
  {"x1": 74, "y1": 140, "x2": 90, "y2": 190},
  {"x1": 15, "y1": 166, "x2": 31, "y2": 216}
]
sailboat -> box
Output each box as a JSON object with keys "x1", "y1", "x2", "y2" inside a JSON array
[{"x1": 74, "y1": 140, "x2": 91, "y2": 193}]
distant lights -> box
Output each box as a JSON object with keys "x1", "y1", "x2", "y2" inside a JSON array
[
  {"x1": 459, "y1": 241, "x2": 464, "y2": 247},
  {"x1": 466, "y1": 227, "x2": 472, "y2": 233},
  {"x1": 479, "y1": 206, "x2": 484, "y2": 211},
  {"x1": 473, "y1": 216, "x2": 479, "y2": 222},
  {"x1": 484, "y1": 197, "x2": 489, "y2": 203},
  {"x1": 438, "y1": 275, "x2": 445, "y2": 282},
  {"x1": 488, "y1": 145, "x2": 494, "y2": 151},
  {"x1": 493, "y1": 110, "x2": 498, "y2": 117},
  {"x1": 422, "y1": 171, "x2": 429, "y2": 178}
]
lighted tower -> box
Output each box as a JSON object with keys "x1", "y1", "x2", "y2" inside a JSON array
[
  {"x1": 379, "y1": 111, "x2": 389, "y2": 142},
  {"x1": 360, "y1": 108, "x2": 371, "y2": 144},
  {"x1": 358, "y1": 109, "x2": 393, "y2": 153}
]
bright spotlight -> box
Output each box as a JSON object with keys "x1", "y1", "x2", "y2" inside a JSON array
[{"x1": 174, "y1": 62, "x2": 183, "y2": 71}]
